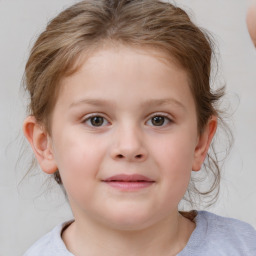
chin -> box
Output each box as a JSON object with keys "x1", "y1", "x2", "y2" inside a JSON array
[{"x1": 99, "y1": 208, "x2": 161, "y2": 231}]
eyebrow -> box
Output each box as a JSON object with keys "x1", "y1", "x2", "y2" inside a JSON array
[
  {"x1": 69, "y1": 98, "x2": 185, "y2": 110},
  {"x1": 141, "y1": 98, "x2": 185, "y2": 110},
  {"x1": 69, "y1": 99, "x2": 115, "y2": 109}
]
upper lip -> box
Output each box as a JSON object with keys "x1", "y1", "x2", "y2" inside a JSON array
[{"x1": 103, "y1": 174, "x2": 154, "y2": 182}]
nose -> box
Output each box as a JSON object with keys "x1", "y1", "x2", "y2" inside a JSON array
[{"x1": 110, "y1": 126, "x2": 148, "y2": 162}]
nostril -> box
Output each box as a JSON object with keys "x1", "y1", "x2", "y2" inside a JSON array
[{"x1": 116, "y1": 154, "x2": 143, "y2": 160}]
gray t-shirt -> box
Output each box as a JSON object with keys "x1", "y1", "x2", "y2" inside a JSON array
[{"x1": 24, "y1": 211, "x2": 256, "y2": 256}]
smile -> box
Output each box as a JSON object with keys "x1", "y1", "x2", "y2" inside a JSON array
[{"x1": 102, "y1": 174, "x2": 155, "y2": 191}]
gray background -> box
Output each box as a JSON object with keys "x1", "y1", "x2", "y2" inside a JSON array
[{"x1": 0, "y1": 0, "x2": 256, "y2": 255}]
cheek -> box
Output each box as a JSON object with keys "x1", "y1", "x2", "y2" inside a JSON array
[
  {"x1": 152, "y1": 131, "x2": 197, "y2": 170},
  {"x1": 52, "y1": 132, "x2": 107, "y2": 190},
  {"x1": 161, "y1": 146, "x2": 192, "y2": 190},
  {"x1": 150, "y1": 131, "x2": 196, "y2": 196}
]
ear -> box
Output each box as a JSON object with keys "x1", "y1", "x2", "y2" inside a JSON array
[
  {"x1": 23, "y1": 116, "x2": 57, "y2": 174},
  {"x1": 192, "y1": 116, "x2": 217, "y2": 171}
]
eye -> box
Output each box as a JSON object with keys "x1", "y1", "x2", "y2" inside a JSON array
[
  {"x1": 84, "y1": 115, "x2": 109, "y2": 127},
  {"x1": 146, "y1": 115, "x2": 172, "y2": 127}
]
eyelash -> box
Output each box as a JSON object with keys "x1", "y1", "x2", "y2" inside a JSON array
[
  {"x1": 146, "y1": 113, "x2": 173, "y2": 127},
  {"x1": 82, "y1": 113, "x2": 173, "y2": 128},
  {"x1": 82, "y1": 113, "x2": 110, "y2": 127}
]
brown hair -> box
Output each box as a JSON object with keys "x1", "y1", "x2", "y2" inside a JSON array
[{"x1": 24, "y1": 0, "x2": 230, "y2": 208}]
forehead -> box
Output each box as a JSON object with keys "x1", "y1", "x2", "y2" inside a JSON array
[
  {"x1": 61, "y1": 44, "x2": 188, "y2": 87},
  {"x1": 63, "y1": 43, "x2": 186, "y2": 81},
  {"x1": 56, "y1": 45, "x2": 194, "y2": 112}
]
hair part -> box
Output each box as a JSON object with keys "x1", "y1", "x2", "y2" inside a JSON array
[{"x1": 23, "y1": 0, "x2": 231, "y2": 208}]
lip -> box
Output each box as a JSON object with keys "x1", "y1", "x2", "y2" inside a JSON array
[
  {"x1": 102, "y1": 174, "x2": 155, "y2": 191},
  {"x1": 103, "y1": 174, "x2": 154, "y2": 182}
]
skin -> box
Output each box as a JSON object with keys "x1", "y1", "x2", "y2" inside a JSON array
[
  {"x1": 23, "y1": 45, "x2": 217, "y2": 256},
  {"x1": 247, "y1": 2, "x2": 256, "y2": 47}
]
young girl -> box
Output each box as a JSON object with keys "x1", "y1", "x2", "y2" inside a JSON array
[{"x1": 22, "y1": 0, "x2": 256, "y2": 255}]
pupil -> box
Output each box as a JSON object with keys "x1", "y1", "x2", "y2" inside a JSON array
[
  {"x1": 91, "y1": 116, "x2": 103, "y2": 126},
  {"x1": 152, "y1": 116, "x2": 164, "y2": 126}
]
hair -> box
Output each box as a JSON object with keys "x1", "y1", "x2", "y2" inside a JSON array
[{"x1": 23, "y1": 0, "x2": 231, "y2": 211}]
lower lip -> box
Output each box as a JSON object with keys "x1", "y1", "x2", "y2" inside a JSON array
[{"x1": 103, "y1": 181, "x2": 154, "y2": 191}]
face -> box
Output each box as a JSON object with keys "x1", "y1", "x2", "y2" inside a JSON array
[{"x1": 37, "y1": 46, "x2": 212, "y2": 230}]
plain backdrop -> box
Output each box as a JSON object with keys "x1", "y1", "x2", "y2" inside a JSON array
[{"x1": 0, "y1": 0, "x2": 256, "y2": 255}]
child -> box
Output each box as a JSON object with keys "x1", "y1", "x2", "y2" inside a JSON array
[{"x1": 22, "y1": 0, "x2": 256, "y2": 255}]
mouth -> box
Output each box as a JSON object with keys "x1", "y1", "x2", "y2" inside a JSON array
[{"x1": 102, "y1": 174, "x2": 155, "y2": 191}]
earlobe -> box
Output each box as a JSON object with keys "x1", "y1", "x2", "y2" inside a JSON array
[
  {"x1": 192, "y1": 116, "x2": 217, "y2": 171},
  {"x1": 23, "y1": 116, "x2": 57, "y2": 174}
]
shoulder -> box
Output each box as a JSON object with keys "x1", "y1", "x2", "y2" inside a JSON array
[
  {"x1": 178, "y1": 211, "x2": 256, "y2": 256},
  {"x1": 198, "y1": 211, "x2": 256, "y2": 255},
  {"x1": 197, "y1": 211, "x2": 256, "y2": 240},
  {"x1": 23, "y1": 221, "x2": 74, "y2": 256}
]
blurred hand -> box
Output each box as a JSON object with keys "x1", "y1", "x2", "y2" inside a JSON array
[{"x1": 247, "y1": 1, "x2": 256, "y2": 47}]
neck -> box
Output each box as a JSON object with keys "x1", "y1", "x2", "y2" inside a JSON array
[{"x1": 62, "y1": 212, "x2": 195, "y2": 256}]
